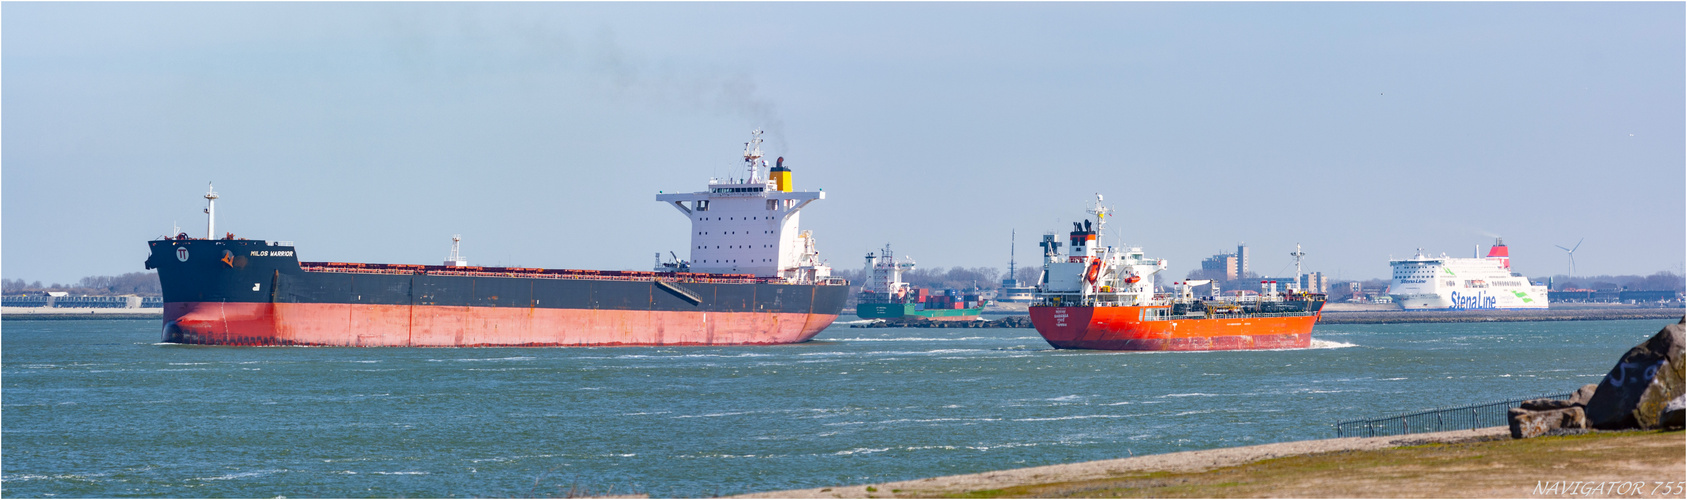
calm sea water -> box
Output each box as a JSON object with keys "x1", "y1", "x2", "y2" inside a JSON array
[{"x1": 2, "y1": 318, "x2": 1665, "y2": 498}]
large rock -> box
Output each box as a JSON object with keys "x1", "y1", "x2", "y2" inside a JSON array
[
  {"x1": 1660, "y1": 395, "x2": 1686, "y2": 430},
  {"x1": 1567, "y1": 383, "x2": 1598, "y2": 406},
  {"x1": 1520, "y1": 398, "x2": 1576, "y2": 411},
  {"x1": 1634, "y1": 339, "x2": 1685, "y2": 430},
  {"x1": 1509, "y1": 406, "x2": 1587, "y2": 439},
  {"x1": 1584, "y1": 318, "x2": 1686, "y2": 429},
  {"x1": 1519, "y1": 383, "x2": 1600, "y2": 412}
]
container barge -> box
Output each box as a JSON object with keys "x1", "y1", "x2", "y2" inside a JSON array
[{"x1": 854, "y1": 245, "x2": 986, "y2": 321}]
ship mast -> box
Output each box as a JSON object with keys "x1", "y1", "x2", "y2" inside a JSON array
[
  {"x1": 446, "y1": 234, "x2": 467, "y2": 267},
  {"x1": 1007, "y1": 230, "x2": 1017, "y2": 285},
  {"x1": 1289, "y1": 243, "x2": 1306, "y2": 292},
  {"x1": 1088, "y1": 193, "x2": 1110, "y2": 239},
  {"x1": 743, "y1": 129, "x2": 764, "y2": 182},
  {"x1": 203, "y1": 183, "x2": 219, "y2": 239}
]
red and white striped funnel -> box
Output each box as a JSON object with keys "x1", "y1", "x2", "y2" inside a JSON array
[{"x1": 1486, "y1": 237, "x2": 1510, "y2": 268}]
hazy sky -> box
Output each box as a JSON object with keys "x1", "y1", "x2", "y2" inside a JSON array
[{"x1": 5, "y1": 2, "x2": 1683, "y2": 285}]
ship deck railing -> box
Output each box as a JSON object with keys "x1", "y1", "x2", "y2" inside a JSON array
[{"x1": 298, "y1": 262, "x2": 840, "y2": 286}]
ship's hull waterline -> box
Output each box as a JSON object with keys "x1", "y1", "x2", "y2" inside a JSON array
[
  {"x1": 163, "y1": 302, "x2": 837, "y2": 347},
  {"x1": 1028, "y1": 305, "x2": 1320, "y2": 351}
]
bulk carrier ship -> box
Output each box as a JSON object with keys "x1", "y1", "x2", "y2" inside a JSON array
[
  {"x1": 1027, "y1": 195, "x2": 1324, "y2": 351},
  {"x1": 854, "y1": 245, "x2": 986, "y2": 321},
  {"x1": 145, "y1": 131, "x2": 849, "y2": 347}
]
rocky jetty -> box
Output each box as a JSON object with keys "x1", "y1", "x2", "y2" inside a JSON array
[
  {"x1": 850, "y1": 316, "x2": 1033, "y2": 329},
  {"x1": 1508, "y1": 318, "x2": 1685, "y2": 438}
]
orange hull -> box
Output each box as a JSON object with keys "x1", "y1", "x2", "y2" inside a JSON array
[
  {"x1": 1028, "y1": 305, "x2": 1319, "y2": 351},
  {"x1": 163, "y1": 302, "x2": 836, "y2": 347}
]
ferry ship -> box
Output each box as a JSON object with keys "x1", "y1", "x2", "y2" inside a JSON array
[
  {"x1": 145, "y1": 131, "x2": 849, "y2": 347},
  {"x1": 854, "y1": 245, "x2": 986, "y2": 321},
  {"x1": 1387, "y1": 238, "x2": 1548, "y2": 310},
  {"x1": 1027, "y1": 195, "x2": 1324, "y2": 351}
]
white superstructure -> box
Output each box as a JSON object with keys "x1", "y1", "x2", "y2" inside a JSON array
[
  {"x1": 1035, "y1": 194, "x2": 1169, "y2": 306},
  {"x1": 859, "y1": 245, "x2": 915, "y2": 302},
  {"x1": 657, "y1": 130, "x2": 832, "y2": 283},
  {"x1": 1388, "y1": 238, "x2": 1548, "y2": 310}
]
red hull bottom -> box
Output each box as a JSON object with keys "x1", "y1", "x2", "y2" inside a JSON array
[
  {"x1": 163, "y1": 302, "x2": 837, "y2": 347},
  {"x1": 1028, "y1": 305, "x2": 1319, "y2": 351}
]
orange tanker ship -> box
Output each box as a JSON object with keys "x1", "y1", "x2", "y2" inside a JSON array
[{"x1": 1027, "y1": 195, "x2": 1323, "y2": 351}]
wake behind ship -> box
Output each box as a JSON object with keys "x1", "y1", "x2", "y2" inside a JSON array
[{"x1": 146, "y1": 131, "x2": 848, "y2": 347}]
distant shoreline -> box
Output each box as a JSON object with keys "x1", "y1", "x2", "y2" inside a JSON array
[
  {"x1": 2, "y1": 307, "x2": 163, "y2": 320},
  {"x1": 1319, "y1": 307, "x2": 1683, "y2": 324},
  {"x1": 881, "y1": 304, "x2": 1686, "y2": 327}
]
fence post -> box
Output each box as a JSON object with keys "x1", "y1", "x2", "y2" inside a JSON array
[{"x1": 1437, "y1": 412, "x2": 1443, "y2": 432}]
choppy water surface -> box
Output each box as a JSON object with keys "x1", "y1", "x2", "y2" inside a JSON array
[{"x1": 3, "y1": 318, "x2": 1663, "y2": 497}]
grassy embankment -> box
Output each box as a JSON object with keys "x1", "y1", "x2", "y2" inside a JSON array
[{"x1": 941, "y1": 431, "x2": 1683, "y2": 498}]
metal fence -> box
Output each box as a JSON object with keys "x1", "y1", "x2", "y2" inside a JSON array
[{"x1": 1335, "y1": 392, "x2": 1574, "y2": 438}]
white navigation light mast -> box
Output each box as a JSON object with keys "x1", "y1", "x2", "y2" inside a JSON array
[
  {"x1": 743, "y1": 129, "x2": 764, "y2": 181},
  {"x1": 203, "y1": 183, "x2": 219, "y2": 239},
  {"x1": 1092, "y1": 194, "x2": 1109, "y2": 229},
  {"x1": 445, "y1": 234, "x2": 468, "y2": 267},
  {"x1": 1289, "y1": 243, "x2": 1307, "y2": 292},
  {"x1": 1088, "y1": 193, "x2": 1111, "y2": 246}
]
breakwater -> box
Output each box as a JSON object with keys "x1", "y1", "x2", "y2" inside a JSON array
[
  {"x1": 1, "y1": 307, "x2": 163, "y2": 320},
  {"x1": 1320, "y1": 308, "x2": 1683, "y2": 324},
  {"x1": 851, "y1": 316, "x2": 1033, "y2": 328},
  {"x1": 851, "y1": 307, "x2": 1684, "y2": 329}
]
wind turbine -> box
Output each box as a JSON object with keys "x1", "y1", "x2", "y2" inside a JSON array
[{"x1": 1554, "y1": 238, "x2": 1583, "y2": 276}]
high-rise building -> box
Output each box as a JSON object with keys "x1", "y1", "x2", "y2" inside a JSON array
[
  {"x1": 1201, "y1": 253, "x2": 1238, "y2": 280},
  {"x1": 1301, "y1": 271, "x2": 1326, "y2": 293},
  {"x1": 1236, "y1": 243, "x2": 1251, "y2": 277}
]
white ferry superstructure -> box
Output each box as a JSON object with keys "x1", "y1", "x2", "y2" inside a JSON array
[{"x1": 1388, "y1": 238, "x2": 1548, "y2": 310}]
